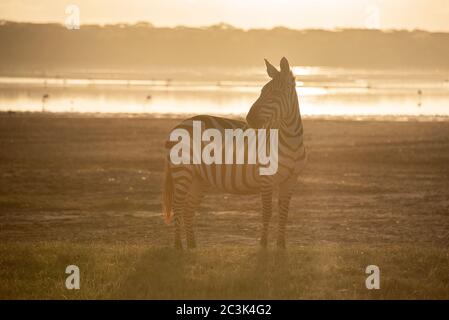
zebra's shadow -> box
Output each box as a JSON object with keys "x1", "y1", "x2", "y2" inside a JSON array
[
  {"x1": 114, "y1": 247, "x2": 191, "y2": 299},
  {"x1": 245, "y1": 248, "x2": 292, "y2": 298},
  {"x1": 113, "y1": 246, "x2": 292, "y2": 299}
]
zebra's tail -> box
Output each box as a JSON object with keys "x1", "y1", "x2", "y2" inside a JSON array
[{"x1": 162, "y1": 159, "x2": 174, "y2": 224}]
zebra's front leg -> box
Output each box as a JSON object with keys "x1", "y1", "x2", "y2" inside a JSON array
[
  {"x1": 277, "y1": 179, "x2": 295, "y2": 249},
  {"x1": 260, "y1": 186, "x2": 273, "y2": 248}
]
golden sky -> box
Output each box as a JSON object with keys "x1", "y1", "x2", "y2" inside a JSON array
[{"x1": 1, "y1": 0, "x2": 449, "y2": 31}]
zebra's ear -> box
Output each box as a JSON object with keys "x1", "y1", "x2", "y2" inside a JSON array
[
  {"x1": 264, "y1": 59, "x2": 279, "y2": 79},
  {"x1": 280, "y1": 57, "x2": 290, "y2": 74}
]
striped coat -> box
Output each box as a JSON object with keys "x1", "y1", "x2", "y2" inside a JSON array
[{"x1": 162, "y1": 57, "x2": 306, "y2": 249}]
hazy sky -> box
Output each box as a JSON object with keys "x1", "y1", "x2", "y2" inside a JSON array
[{"x1": 1, "y1": 0, "x2": 449, "y2": 31}]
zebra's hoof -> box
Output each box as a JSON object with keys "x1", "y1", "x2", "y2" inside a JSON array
[
  {"x1": 276, "y1": 239, "x2": 286, "y2": 249},
  {"x1": 187, "y1": 240, "x2": 197, "y2": 249},
  {"x1": 260, "y1": 237, "x2": 268, "y2": 248},
  {"x1": 174, "y1": 240, "x2": 183, "y2": 250}
]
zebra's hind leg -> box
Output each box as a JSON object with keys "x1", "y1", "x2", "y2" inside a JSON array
[
  {"x1": 260, "y1": 185, "x2": 273, "y2": 248},
  {"x1": 184, "y1": 180, "x2": 202, "y2": 249},
  {"x1": 173, "y1": 195, "x2": 185, "y2": 250},
  {"x1": 277, "y1": 178, "x2": 295, "y2": 249},
  {"x1": 171, "y1": 167, "x2": 194, "y2": 250}
]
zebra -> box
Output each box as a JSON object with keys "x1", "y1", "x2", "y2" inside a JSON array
[{"x1": 162, "y1": 57, "x2": 306, "y2": 249}]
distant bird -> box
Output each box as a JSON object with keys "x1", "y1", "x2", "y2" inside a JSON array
[
  {"x1": 417, "y1": 89, "x2": 422, "y2": 107},
  {"x1": 142, "y1": 94, "x2": 152, "y2": 113},
  {"x1": 42, "y1": 94, "x2": 50, "y2": 112}
]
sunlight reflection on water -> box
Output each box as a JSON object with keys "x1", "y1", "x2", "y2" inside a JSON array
[{"x1": 0, "y1": 70, "x2": 448, "y2": 118}]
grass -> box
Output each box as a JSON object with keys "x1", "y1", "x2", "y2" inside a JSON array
[{"x1": 0, "y1": 243, "x2": 448, "y2": 299}]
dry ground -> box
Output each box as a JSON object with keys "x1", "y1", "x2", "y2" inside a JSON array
[{"x1": 0, "y1": 113, "x2": 448, "y2": 299}]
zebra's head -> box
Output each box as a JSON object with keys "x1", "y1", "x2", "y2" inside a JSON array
[{"x1": 246, "y1": 57, "x2": 297, "y2": 128}]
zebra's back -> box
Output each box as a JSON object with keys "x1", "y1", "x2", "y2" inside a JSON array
[{"x1": 166, "y1": 115, "x2": 262, "y2": 194}]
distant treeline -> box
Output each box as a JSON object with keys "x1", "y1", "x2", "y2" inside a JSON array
[{"x1": 1, "y1": 21, "x2": 449, "y2": 74}]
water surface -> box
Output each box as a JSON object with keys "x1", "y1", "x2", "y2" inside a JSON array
[{"x1": 1, "y1": 67, "x2": 448, "y2": 118}]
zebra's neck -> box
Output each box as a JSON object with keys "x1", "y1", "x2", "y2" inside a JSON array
[
  {"x1": 275, "y1": 94, "x2": 305, "y2": 177},
  {"x1": 278, "y1": 117, "x2": 303, "y2": 149},
  {"x1": 280, "y1": 93, "x2": 303, "y2": 142}
]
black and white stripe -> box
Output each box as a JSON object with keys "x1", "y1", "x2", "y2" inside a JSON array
[{"x1": 162, "y1": 57, "x2": 306, "y2": 249}]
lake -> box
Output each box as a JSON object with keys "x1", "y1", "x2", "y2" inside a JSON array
[{"x1": 1, "y1": 67, "x2": 448, "y2": 118}]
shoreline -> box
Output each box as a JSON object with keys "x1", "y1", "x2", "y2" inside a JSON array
[{"x1": 2, "y1": 110, "x2": 449, "y2": 122}]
